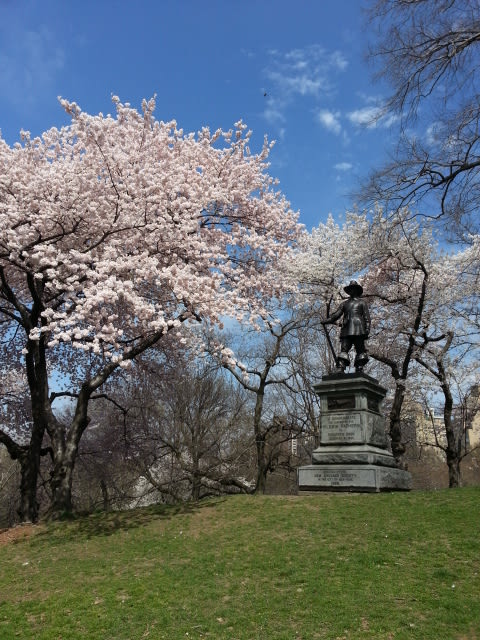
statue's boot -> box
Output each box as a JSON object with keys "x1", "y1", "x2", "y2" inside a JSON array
[
  {"x1": 354, "y1": 352, "x2": 368, "y2": 371},
  {"x1": 336, "y1": 352, "x2": 350, "y2": 373}
]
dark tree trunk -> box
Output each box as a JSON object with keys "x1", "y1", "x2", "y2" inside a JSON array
[
  {"x1": 16, "y1": 332, "x2": 52, "y2": 522},
  {"x1": 191, "y1": 473, "x2": 201, "y2": 501},
  {"x1": 48, "y1": 386, "x2": 90, "y2": 518},
  {"x1": 17, "y1": 447, "x2": 41, "y2": 523},
  {"x1": 191, "y1": 442, "x2": 201, "y2": 501},
  {"x1": 0, "y1": 421, "x2": 53, "y2": 523},
  {"x1": 254, "y1": 435, "x2": 268, "y2": 494},
  {"x1": 48, "y1": 425, "x2": 87, "y2": 517},
  {"x1": 190, "y1": 425, "x2": 201, "y2": 501},
  {"x1": 253, "y1": 382, "x2": 269, "y2": 494},
  {"x1": 441, "y1": 367, "x2": 462, "y2": 488},
  {"x1": 0, "y1": 430, "x2": 44, "y2": 524},
  {"x1": 389, "y1": 382, "x2": 407, "y2": 467},
  {"x1": 446, "y1": 454, "x2": 461, "y2": 488},
  {"x1": 49, "y1": 460, "x2": 75, "y2": 516}
]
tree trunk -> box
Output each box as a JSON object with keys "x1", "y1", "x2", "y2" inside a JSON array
[
  {"x1": 48, "y1": 388, "x2": 90, "y2": 518},
  {"x1": 254, "y1": 435, "x2": 268, "y2": 494},
  {"x1": 444, "y1": 401, "x2": 462, "y2": 488},
  {"x1": 439, "y1": 350, "x2": 462, "y2": 489},
  {"x1": 252, "y1": 382, "x2": 269, "y2": 494},
  {"x1": 190, "y1": 424, "x2": 201, "y2": 501},
  {"x1": 191, "y1": 472, "x2": 201, "y2": 501},
  {"x1": 389, "y1": 381, "x2": 407, "y2": 468},
  {"x1": 17, "y1": 447, "x2": 41, "y2": 523},
  {"x1": 446, "y1": 455, "x2": 461, "y2": 488},
  {"x1": 191, "y1": 443, "x2": 201, "y2": 501},
  {"x1": 49, "y1": 459, "x2": 75, "y2": 516},
  {"x1": 17, "y1": 333, "x2": 52, "y2": 522},
  {"x1": 0, "y1": 432, "x2": 43, "y2": 524}
]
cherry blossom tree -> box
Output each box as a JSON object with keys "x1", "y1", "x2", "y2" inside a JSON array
[
  {"x1": 284, "y1": 213, "x2": 373, "y2": 369},
  {"x1": 409, "y1": 246, "x2": 480, "y2": 486},
  {"x1": 0, "y1": 96, "x2": 300, "y2": 521},
  {"x1": 358, "y1": 210, "x2": 441, "y2": 465}
]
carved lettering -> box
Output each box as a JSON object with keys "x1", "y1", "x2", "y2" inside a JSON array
[
  {"x1": 308, "y1": 468, "x2": 376, "y2": 487},
  {"x1": 326, "y1": 413, "x2": 361, "y2": 426},
  {"x1": 321, "y1": 412, "x2": 363, "y2": 443},
  {"x1": 313, "y1": 471, "x2": 356, "y2": 483}
]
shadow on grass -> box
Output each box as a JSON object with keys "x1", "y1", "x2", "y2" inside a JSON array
[{"x1": 33, "y1": 498, "x2": 226, "y2": 544}]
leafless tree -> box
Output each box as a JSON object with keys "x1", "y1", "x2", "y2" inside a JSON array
[
  {"x1": 362, "y1": 0, "x2": 480, "y2": 238},
  {"x1": 105, "y1": 356, "x2": 255, "y2": 503},
  {"x1": 71, "y1": 409, "x2": 142, "y2": 512},
  {"x1": 216, "y1": 309, "x2": 322, "y2": 493}
]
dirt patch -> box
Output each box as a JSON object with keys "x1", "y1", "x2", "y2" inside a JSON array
[{"x1": 0, "y1": 523, "x2": 43, "y2": 546}]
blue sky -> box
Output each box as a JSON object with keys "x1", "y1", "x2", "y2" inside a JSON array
[{"x1": 0, "y1": 0, "x2": 397, "y2": 229}]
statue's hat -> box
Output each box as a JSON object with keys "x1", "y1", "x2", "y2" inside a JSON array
[{"x1": 344, "y1": 280, "x2": 363, "y2": 296}]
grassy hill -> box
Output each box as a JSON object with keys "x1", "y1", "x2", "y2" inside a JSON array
[{"x1": 1, "y1": 488, "x2": 479, "y2": 639}]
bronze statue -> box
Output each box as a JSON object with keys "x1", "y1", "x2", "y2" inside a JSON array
[{"x1": 322, "y1": 280, "x2": 371, "y2": 373}]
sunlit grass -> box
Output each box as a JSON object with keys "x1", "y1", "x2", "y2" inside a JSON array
[{"x1": 1, "y1": 489, "x2": 479, "y2": 639}]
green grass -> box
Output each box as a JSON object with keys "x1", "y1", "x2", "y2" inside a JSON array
[{"x1": 1, "y1": 488, "x2": 479, "y2": 640}]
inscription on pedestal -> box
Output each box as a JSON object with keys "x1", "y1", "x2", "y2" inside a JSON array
[
  {"x1": 321, "y1": 412, "x2": 362, "y2": 443},
  {"x1": 299, "y1": 467, "x2": 376, "y2": 488},
  {"x1": 314, "y1": 470, "x2": 356, "y2": 486}
]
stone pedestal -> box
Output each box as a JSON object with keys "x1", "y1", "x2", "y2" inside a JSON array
[{"x1": 298, "y1": 373, "x2": 411, "y2": 493}]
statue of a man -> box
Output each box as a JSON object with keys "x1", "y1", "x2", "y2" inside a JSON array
[{"x1": 322, "y1": 280, "x2": 371, "y2": 373}]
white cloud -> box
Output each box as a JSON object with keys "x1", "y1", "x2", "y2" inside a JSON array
[
  {"x1": 347, "y1": 106, "x2": 380, "y2": 128},
  {"x1": 317, "y1": 109, "x2": 342, "y2": 135},
  {"x1": 262, "y1": 45, "x2": 349, "y2": 128},
  {"x1": 268, "y1": 71, "x2": 323, "y2": 97},
  {"x1": 347, "y1": 105, "x2": 398, "y2": 129},
  {"x1": 334, "y1": 162, "x2": 353, "y2": 171},
  {"x1": 330, "y1": 50, "x2": 348, "y2": 71},
  {"x1": 266, "y1": 45, "x2": 348, "y2": 100}
]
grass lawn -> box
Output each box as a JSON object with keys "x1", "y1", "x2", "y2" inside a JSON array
[{"x1": 0, "y1": 488, "x2": 479, "y2": 639}]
